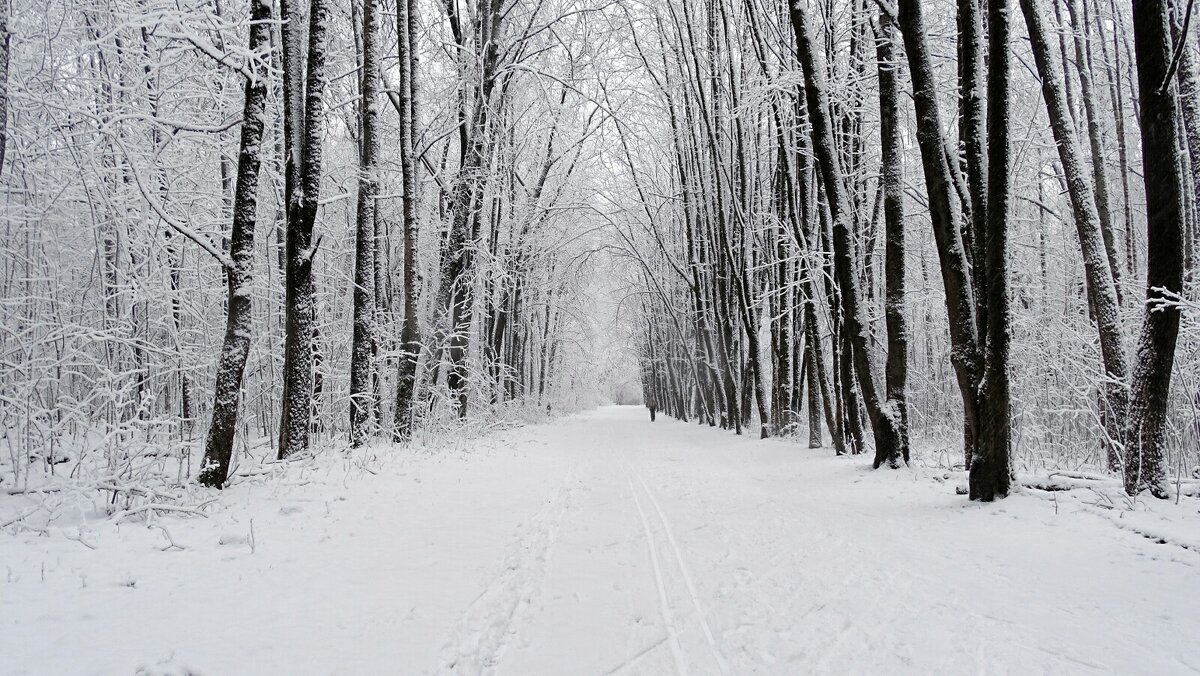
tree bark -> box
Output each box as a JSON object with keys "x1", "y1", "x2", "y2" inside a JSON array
[
  {"x1": 958, "y1": 0, "x2": 988, "y2": 313},
  {"x1": 1124, "y1": 0, "x2": 1187, "y2": 498},
  {"x1": 789, "y1": 2, "x2": 907, "y2": 463},
  {"x1": 349, "y1": 0, "x2": 380, "y2": 447},
  {"x1": 1020, "y1": 0, "x2": 1129, "y2": 471},
  {"x1": 278, "y1": 0, "x2": 331, "y2": 458},
  {"x1": 875, "y1": 11, "x2": 910, "y2": 469},
  {"x1": 971, "y1": 0, "x2": 1014, "y2": 501},
  {"x1": 199, "y1": 0, "x2": 271, "y2": 487},
  {"x1": 392, "y1": 0, "x2": 422, "y2": 440},
  {"x1": 896, "y1": 0, "x2": 983, "y2": 470}
]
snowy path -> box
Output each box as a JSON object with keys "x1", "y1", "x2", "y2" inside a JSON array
[{"x1": 4, "y1": 406, "x2": 1200, "y2": 675}]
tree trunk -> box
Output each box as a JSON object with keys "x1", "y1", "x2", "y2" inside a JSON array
[
  {"x1": 970, "y1": 0, "x2": 1015, "y2": 501},
  {"x1": 789, "y1": 3, "x2": 907, "y2": 463},
  {"x1": 875, "y1": 11, "x2": 910, "y2": 469},
  {"x1": 1123, "y1": 0, "x2": 1187, "y2": 498},
  {"x1": 199, "y1": 0, "x2": 271, "y2": 487},
  {"x1": 896, "y1": 0, "x2": 983, "y2": 470},
  {"x1": 1020, "y1": 0, "x2": 1129, "y2": 471},
  {"x1": 392, "y1": 0, "x2": 421, "y2": 440},
  {"x1": 958, "y1": 0, "x2": 988, "y2": 311},
  {"x1": 1171, "y1": 4, "x2": 1200, "y2": 269},
  {"x1": 349, "y1": 0, "x2": 380, "y2": 447},
  {"x1": 278, "y1": 0, "x2": 331, "y2": 459}
]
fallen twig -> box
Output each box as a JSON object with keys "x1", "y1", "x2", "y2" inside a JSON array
[
  {"x1": 113, "y1": 502, "x2": 213, "y2": 522},
  {"x1": 156, "y1": 525, "x2": 188, "y2": 551}
]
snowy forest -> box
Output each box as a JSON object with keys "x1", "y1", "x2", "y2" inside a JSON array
[{"x1": 3, "y1": 0, "x2": 1200, "y2": 673}]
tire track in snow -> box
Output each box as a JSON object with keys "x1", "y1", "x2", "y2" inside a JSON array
[
  {"x1": 438, "y1": 464, "x2": 579, "y2": 675},
  {"x1": 629, "y1": 476, "x2": 689, "y2": 676},
  {"x1": 636, "y1": 473, "x2": 729, "y2": 675}
]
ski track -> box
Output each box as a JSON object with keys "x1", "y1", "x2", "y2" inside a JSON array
[
  {"x1": 628, "y1": 475, "x2": 688, "y2": 676},
  {"x1": 4, "y1": 406, "x2": 1200, "y2": 675},
  {"x1": 634, "y1": 472, "x2": 728, "y2": 675},
  {"x1": 436, "y1": 462, "x2": 581, "y2": 675}
]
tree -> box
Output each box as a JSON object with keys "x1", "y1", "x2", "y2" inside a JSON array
[
  {"x1": 198, "y1": 0, "x2": 272, "y2": 488},
  {"x1": 391, "y1": 0, "x2": 421, "y2": 441},
  {"x1": 875, "y1": 10, "x2": 910, "y2": 468},
  {"x1": 896, "y1": 0, "x2": 983, "y2": 470},
  {"x1": 1123, "y1": 0, "x2": 1187, "y2": 497},
  {"x1": 970, "y1": 0, "x2": 1015, "y2": 501},
  {"x1": 349, "y1": 0, "x2": 381, "y2": 447},
  {"x1": 278, "y1": 0, "x2": 332, "y2": 459},
  {"x1": 789, "y1": 2, "x2": 908, "y2": 464},
  {"x1": 1020, "y1": 0, "x2": 1128, "y2": 471}
]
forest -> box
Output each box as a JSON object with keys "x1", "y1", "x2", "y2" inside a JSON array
[
  {"x1": 3, "y1": 0, "x2": 1200, "y2": 672},
  {"x1": 2, "y1": 0, "x2": 1196, "y2": 499}
]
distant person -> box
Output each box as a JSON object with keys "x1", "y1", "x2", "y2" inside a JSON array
[{"x1": 647, "y1": 395, "x2": 657, "y2": 422}]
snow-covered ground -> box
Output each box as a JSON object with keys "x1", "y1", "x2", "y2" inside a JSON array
[{"x1": 3, "y1": 406, "x2": 1199, "y2": 675}]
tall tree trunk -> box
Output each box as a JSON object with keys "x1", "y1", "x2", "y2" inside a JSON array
[
  {"x1": 349, "y1": 0, "x2": 380, "y2": 447},
  {"x1": 1021, "y1": 0, "x2": 1129, "y2": 471},
  {"x1": 1123, "y1": 0, "x2": 1187, "y2": 498},
  {"x1": 897, "y1": 0, "x2": 983, "y2": 470},
  {"x1": 198, "y1": 0, "x2": 271, "y2": 487},
  {"x1": 1066, "y1": 0, "x2": 1124, "y2": 299},
  {"x1": 1171, "y1": 4, "x2": 1200, "y2": 266},
  {"x1": 958, "y1": 0, "x2": 988, "y2": 311},
  {"x1": 875, "y1": 11, "x2": 910, "y2": 469},
  {"x1": 789, "y1": 3, "x2": 907, "y2": 463},
  {"x1": 971, "y1": 0, "x2": 1014, "y2": 501},
  {"x1": 392, "y1": 0, "x2": 421, "y2": 440},
  {"x1": 278, "y1": 0, "x2": 331, "y2": 458}
]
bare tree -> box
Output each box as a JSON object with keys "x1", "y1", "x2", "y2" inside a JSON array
[
  {"x1": 1123, "y1": 0, "x2": 1188, "y2": 498},
  {"x1": 970, "y1": 0, "x2": 1015, "y2": 501},
  {"x1": 789, "y1": 2, "x2": 908, "y2": 463},
  {"x1": 1020, "y1": 0, "x2": 1128, "y2": 471},
  {"x1": 199, "y1": 0, "x2": 272, "y2": 488},
  {"x1": 392, "y1": 0, "x2": 421, "y2": 440},
  {"x1": 278, "y1": 0, "x2": 333, "y2": 459},
  {"x1": 349, "y1": 0, "x2": 381, "y2": 447}
]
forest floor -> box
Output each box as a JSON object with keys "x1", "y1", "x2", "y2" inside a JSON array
[{"x1": 3, "y1": 406, "x2": 1200, "y2": 675}]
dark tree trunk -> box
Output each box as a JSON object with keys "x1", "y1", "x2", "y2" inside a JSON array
[
  {"x1": 392, "y1": 0, "x2": 421, "y2": 441},
  {"x1": 1171, "y1": 5, "x2": 1200, "y2": 269},
  {"x1": 897, "y1": 0, "x2": 982, "y2": 470},
  {"x1": 278, "y1": 0, "x2": 331, "y2": 459},
  {"x1": 1020, "y1": 0, "x2": 1129, "y2": 471},
  {"x1": 198, "y1": 0, "x2": 271, "y2": 488},
  {"x1": 958, "y1": 0, "x2": 988, "y2": 311},
  {"x1": 789, "y1": 3, "x2": 908, "y2": 463},
  {"x1": 970, "y1": 0, "x2": 1015, "y2": 501},
  {"x1": 1124, "y1": 0, "x2": 1187, "y2": 498},
  {"x1": 874, "y1": 11, "x2": 910, "y2": 469},
  {"x1": 349, "y1": 0, "x2": 380, "y2": 447}
]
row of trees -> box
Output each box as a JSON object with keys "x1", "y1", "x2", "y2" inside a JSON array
[
  {"x1": 2, "y1": 0, "x2": 1198, "y2": 500},
  {"x1": 622, "y1": 0, "x2": 1196, "y2": 499},
  {"x1": 0, "y1": 0, "x2": 619, "y2": 491}
]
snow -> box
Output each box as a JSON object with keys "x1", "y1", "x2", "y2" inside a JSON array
[{"x1": 4, "y1": 406, "x2": 1200, "y2": 675}]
